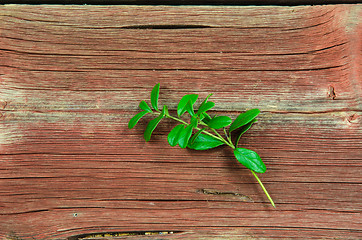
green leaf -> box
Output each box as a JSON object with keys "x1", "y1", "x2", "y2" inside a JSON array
[
  {"x1": 144, "y1": 105, "x2": 166, "y2": 141},
  {"x1": 207, "y1": 116, "x2": 232, "y2": 129},
  {"x1": 167, "y1": 124, "x2": 184, "y2": 147},
  {"x1": 233, "y1": 148, "x2": 266, "y2": 173},
  {"x1": 178, "y1": 124, "x2": 195, "y2": 149},
  {"x1": 229, "y1": 109, "x2": 260, "y2": 132},
  {"x1": 177, "y1": 94, "x2": 198, "y2": 117},
  {"x1": 150, "y1": 83, "x2": 160, "y2": 111},
  {"x1": 188, "y1": 133, "x2": 224, "y2": 150},
  {"x1": 139, "y1": 101, "x2": 152, "y2": 113},
  {"x1": 235, "y1": 119, "x2": 257, "y2": 147},
  {"x1": 197, "y1": 101, "x2": 215, "y2": 115},
  {"x1": 128, "y1": 111, "x2": 148, "y2": 129}
]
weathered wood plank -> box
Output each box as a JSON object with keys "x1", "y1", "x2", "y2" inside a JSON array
[{"x1": 0, "y1": 5, "x2": 361, "y2": 240}]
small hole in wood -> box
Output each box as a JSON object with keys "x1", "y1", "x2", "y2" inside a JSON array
[{"x1": 328, "y1": 85, "x2": 336, "y2": 100}]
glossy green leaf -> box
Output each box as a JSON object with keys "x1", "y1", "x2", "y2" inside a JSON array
[
  {"x1": 235, "y1": 119, "x2": 257, "y2": 147},
  {"x1": 139, "y1": 101, "x2": 152, "y2": 113},
  {"x1": 178, "y1": 124, "x2": 194, "y2": 149},
  {"x1": 177, "y1": 94, "x2": 198, "y2": 117},
  {"x1": 229, "y1": 109, "x2": 260, "y2": 132},
  {"x1": 197, "y1": 101, "x2": 215, "y2": 115},
  {"x1": 150, "y1": 83, "x2": 160, "y2": 111},
  {"x1": 144, "y1": 105, "x2": 166, "y2": 141},
  {"x1": 188, "y1": 133, "x2": 224, "y2": 150},
  {"x1": 128, "y1": 111, "x2": 148, "y2": 129},
  {"x1": 233, "y1": 148, "x2": 266, "y2": 173},
  {"x1": 207, "y1": 116, "x2": 232, "y2": 129},
  {"x1": 167, "y1": 124, "x2": 184, "y2": 147}
]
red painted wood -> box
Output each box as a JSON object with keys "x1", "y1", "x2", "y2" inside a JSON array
[{"x1": 0, "y1": 5, "x2": 361, "y2": 240}]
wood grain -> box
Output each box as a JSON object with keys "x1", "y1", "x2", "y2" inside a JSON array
[{"x1": 0, "y1": 5, "x2": 361, "y2": 240}]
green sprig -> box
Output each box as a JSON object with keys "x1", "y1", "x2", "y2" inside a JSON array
[{"x1": 128, "y1": 83, "x2": 275, "y2": 208}]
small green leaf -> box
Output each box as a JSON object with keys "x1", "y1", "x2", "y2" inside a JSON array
[
  {"x1": 197, "y1": 101, "x2": 215, "y2": 115},
  {"x1": 128, "y1": 111, "x2": 148, "y2": 129},
  {"x1": 229, "y1": 109, "x2": 260, "y2": 132},
  {"x1": 207, "y1": 116, "x2": 232, "y2": 129},
  {"x1": 235, "y1": 119, "x2": 257, "y2": 147},
  {"x1": 233, "y1": 148, "x2": 266, "y2": 173},
  {"x1": 167, "y1": 124, "x2": 184, "y2": 147},
  {"x1": 139, "y1": 101, "x2": 152, "y2": 113},
  {"x1": 144, "y1": 105, "x2": 166, "y2": 141},
  {"x1": 150, "y1": 83, "x2": 160, "y2": 111},
  {"x1": 188, "y1": 133, "x2": 224, "y2": 150},
  {"x1": 178, "y1": 124, "x2": 195, "y2": 149},
  {"x1": 177, "y1": 94, "x2": 198, "y2": 117}
]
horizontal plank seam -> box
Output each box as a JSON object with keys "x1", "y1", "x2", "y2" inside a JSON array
[
  {"x1": 57, "y1": 225, "x2": 362, "y2": 232},
  {"x1": 0, "y1": 41, "x2": 349, "y2": 56},
  {"x1": 2, "y1": 206, "x2": 361, "y2": 215},
  {"x1": 0, "y1": 176, "x2": 360, "y2": 184},
  {"x1": 0, "y1": 64, "x2": 349, "y2": 72},
  {"x1": 0, "y1": 1, "x2": 361, "y2": 6},
  {"x1": 0, "y1": 8, "x2": 337, "y2": 31}
]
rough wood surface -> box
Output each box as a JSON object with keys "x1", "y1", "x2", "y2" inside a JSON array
[{"x1": 0, "y1": 5, "x2": 361, "y2": 240}]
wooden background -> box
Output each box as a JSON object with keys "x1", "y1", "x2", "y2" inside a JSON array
[{"x1": 0, "y1": 4, "x2": 361, "y2": 240}]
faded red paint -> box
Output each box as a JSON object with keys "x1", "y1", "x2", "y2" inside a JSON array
[{"x1": 0, "y1": 5, "x2": 361, "y2": 240}]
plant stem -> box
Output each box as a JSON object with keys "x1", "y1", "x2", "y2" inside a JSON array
[
  {"x1": 200, "y1": 129, "x2": 232, "y2": 148},
  {"x1": 165, "y1": 112, "x2": 189, "y2": 125},
  {"x1": 209, "y1": 128, "x2": 232, "y2": 148},
  {"x1": 223, "y1": 128, "x2": 233, "y2": 146},
  {"x1": 251, "y1": 170, "x2": 276, "y2": 208}
]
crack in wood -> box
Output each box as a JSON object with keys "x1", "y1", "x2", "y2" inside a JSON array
[
  {"x1": 197, "y1": 188, "x2": 253, "y2": 202},
  {"x1": 120, "y1": 24, "x2": 212, "y2": 29}
]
